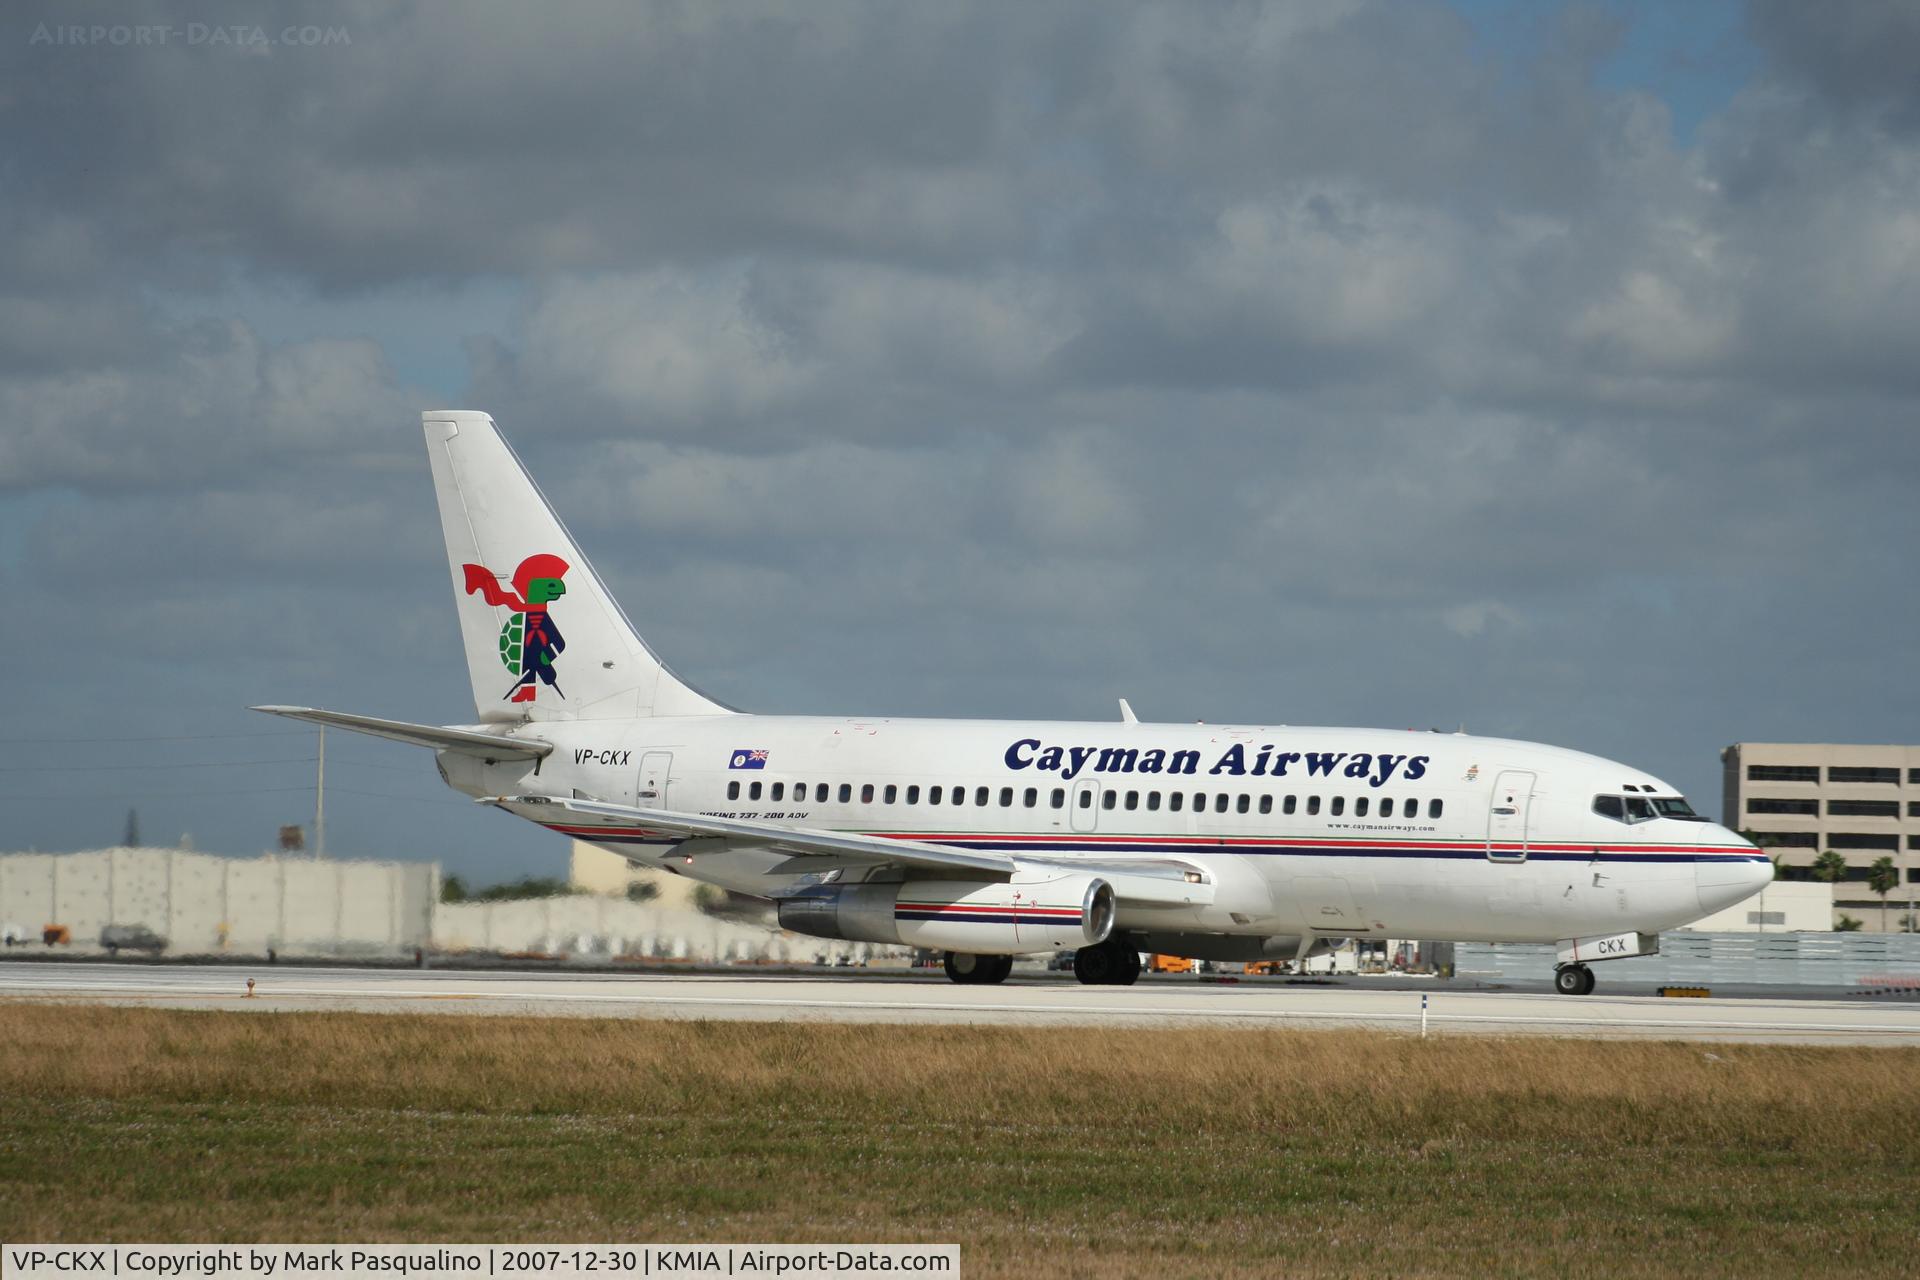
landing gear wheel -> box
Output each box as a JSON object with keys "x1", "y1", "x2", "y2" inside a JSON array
[
  {"x1": 944, "y1": 952, "x2": 987, "y2": 984},
  {"x1": 981, "y1": 954, "x2": 1014, "y2": 985},
  {"x1": 1074, "y1": 938, "x2": 1139, "y2": 986},
  {"x1": 1554, "y1": 964, "x2": 1595, "y2": 996},
  {"x1": 1074, "y1": 943, "x2": 1115, "y2": 985}
]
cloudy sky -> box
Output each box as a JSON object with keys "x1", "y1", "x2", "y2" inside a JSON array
[{"x1": 3, "y1": 0, "x2": 1917, "y2": 884}]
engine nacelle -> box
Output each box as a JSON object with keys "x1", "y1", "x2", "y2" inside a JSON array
[{"x1": 778, "y1": 871, "x2": 1115, "y2": 954}]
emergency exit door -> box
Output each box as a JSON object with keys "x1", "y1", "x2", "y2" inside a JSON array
[
  {"x1": 1071, "y1": 780, "x2": 1100, "y2": 832},
  {"x1": 636, "y1": 752, "x2": 673, "y2": 807}
]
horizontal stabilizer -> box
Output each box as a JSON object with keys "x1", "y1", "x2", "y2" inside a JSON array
[{"x1": 250, "y1": 706, "x2": 552, "y2": 760}]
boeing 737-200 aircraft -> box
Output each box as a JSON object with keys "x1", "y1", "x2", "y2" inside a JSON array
[{"x1": 257, "y1": 411, "x2": 1769, "y2": 995}]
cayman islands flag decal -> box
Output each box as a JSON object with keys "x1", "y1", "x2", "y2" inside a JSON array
[{"x1": 729, "y1": 749, "x2": 769, "y2": 770}]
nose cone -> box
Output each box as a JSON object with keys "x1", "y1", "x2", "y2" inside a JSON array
[{"x1": 1695, "y1": 829, "x2": 1773, "y2": 915}]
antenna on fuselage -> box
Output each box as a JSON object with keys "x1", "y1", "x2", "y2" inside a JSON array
[{"x1": 1118, "y1": 699, "x2": 1138, "y2": 725}]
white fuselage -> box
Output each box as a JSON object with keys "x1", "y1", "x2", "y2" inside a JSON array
[{"x1": 439, "y1": 714, "x2": 1769, "y2": 947}]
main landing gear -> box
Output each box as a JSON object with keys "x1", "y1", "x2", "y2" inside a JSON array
[
  {"x1": 1073, "y1": 937, "x2": 1141, "y2": 986},
  {"x1": 943, "y1": 952, "x2": 1014, "y2": 985},
  {"x1": 1554, "y1": 964, "x2": 1596, "y2": 996}
]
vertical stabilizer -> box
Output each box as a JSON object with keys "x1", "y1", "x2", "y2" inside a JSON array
[{"x1": 422, "y1": 410, "x2": 731, "y2": 723}]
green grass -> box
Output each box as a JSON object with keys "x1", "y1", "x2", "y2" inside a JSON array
[{"x1": 0, "y1": 1005, "x2": 1914, "y2": 1277}]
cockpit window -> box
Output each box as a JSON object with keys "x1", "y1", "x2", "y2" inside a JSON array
[{"x1": 1598, "y1": 793, "x2": 1704, "y2": 823}]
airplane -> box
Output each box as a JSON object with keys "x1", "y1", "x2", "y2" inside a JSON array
[{"x1": 256, "y1": 411, "x2": 1771, "y2": 996}]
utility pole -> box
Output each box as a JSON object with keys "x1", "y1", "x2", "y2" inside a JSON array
[{"x1": 314, "y1": 726, "x2": 326, "y2": 861}]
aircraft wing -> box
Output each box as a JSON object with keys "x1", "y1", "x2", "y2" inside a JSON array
[
  {"x1": 484, "y1": 794, "x2": 1214, "y2": 908},
  {"x1": 251, "y1": 706, "x2": 553, "y2": 761}
]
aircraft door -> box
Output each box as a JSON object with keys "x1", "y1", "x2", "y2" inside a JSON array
[
  {"x1": 1070, "y1": 780, "x2": 1100, "y2": 833},
  {"x1": 636, "y1": 751, "x2": 674, "y2": 808},
  {"x1": 1486, "y1": 769, "x2": 1535, "y2": 863}
]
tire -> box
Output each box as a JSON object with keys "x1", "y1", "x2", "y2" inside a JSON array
[
  {"x1": 982, "y1": 955, "x2": 1014, "y2": 985},
  {"x1": 1116, "y1": 945, "x2": 1142, "y2": 986},
  {"x1": 1074, "y1": 944, "x2": 1114, "y2": 985},
  {"x1": 1577, "y1": 965, "x2": 1597, "y2": 996},
  {"x1": 1554, "y1": 964, "x2": 1590, "y2": 996},
  {"x1": 944, "y1": 951, "x2": 985, "y2": 984}
]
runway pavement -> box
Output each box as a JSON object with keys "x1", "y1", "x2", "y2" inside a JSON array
[{"x1": 2, "y1": 960, "x2": 1917, "y2": 1044}]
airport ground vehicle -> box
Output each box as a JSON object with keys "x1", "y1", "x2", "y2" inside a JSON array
[{"x1": 100, "y1": 924, "x2": 166, "y2": 955}]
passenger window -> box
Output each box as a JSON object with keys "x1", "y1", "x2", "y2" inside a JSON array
[
  {"x1": 999, "y1": 787, "x2": 1013, "y2": 807},
  {"x1": 1125, "y1": 791, "x2": 1140, "y2": 811},
  {"x1": 1170, "y1": 792, "x2": 1184, "y2": 812},
  {"x1": 861, "y1": 784, "x2": 874, "y2": 803},
  {"x1": 1428, "y1": 799, "x2": 1443, "y2": 819},
  {"x1": 884, "y1": 784, "x2": 898, "y2": 804},
  {"x1": 1102, "y1": 791, "x2": 1117, "y2": 810},
  {"x1": 1050, "y1": 788, "x2": 1065, "y2": 809},
  {"x1": 953, "y1": 787, "x2": 965, "y2": 806},
  {"x1": 1355, "y1": 797, "x2": 1369, "y2": 817},
  {"x1": 727, "y1": 781, "x2": 740, "y2": 800},
  {"x1": 1259, "y1": 795, "x2": 1272, "y2": 815},
  {"x1": 817, "y1": 783, "x2": 829, "y2": 803},
  {"x1": 1236, "y1": 794, "x2": 1249, "y2": 814},
  {"x1": 1380, "y1": 797, "x2": 1394, "y2": 818},
  {"x1": 750, "y1": 781, "x2": 763, "y2": 801},
  {"x1": 929, "y1": 786, "x2": 942, "y2": 805},
  {"x1": 1023, "y1": 787, "x2": 1038, "y2": 808},
  {"x1": 771, "y1": 782, "x2": 785, "y2": 802},
  {"x1": 1078, "y1": 789, "x2": 1092, "y2": 809},
  {"x1": 1147, "y1": 791, "x2": 1162, "y2": 811},
  {"x1": 1195, "y1": 792, "x2": 1207, "y2": 812},
  {"x1": 1307, "y1": 796, "x2": 1321, "y2": 816},
  {"x1": 1330, "y1": 796, "x2": 1344, "y2": 816},
  {"x1": 1284, "y1": 795, "x2": 1297, "y2": 815},
  {"x1": 906, "y1": 785, "x2": 919, "y2": 805},
  {"x1": 1593, "y1": 795, "x2": 1626, "y2": 822},
  {"x1": 838, "y1": 783, "x2": 851, "y2": 803},
  {"x1": 1214, "y1": 794, "x2": 1229, "y2": 814},
  {"x1": 976, "y1": 787, "x2": 990, "y2": 806}
]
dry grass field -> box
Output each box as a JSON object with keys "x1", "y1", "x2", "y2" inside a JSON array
[{"x1": 0, "y1": 1003, "x2": 1914, "y2": 1278}]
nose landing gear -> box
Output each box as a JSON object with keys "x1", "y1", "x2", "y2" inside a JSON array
[{"x1": 1554, "y1": 963, "x2": 1596, "y2": 996}]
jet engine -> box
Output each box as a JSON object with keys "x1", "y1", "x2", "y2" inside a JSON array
[{"x1": 778, "y1": 871, "x2": 1115, "y2": 954}]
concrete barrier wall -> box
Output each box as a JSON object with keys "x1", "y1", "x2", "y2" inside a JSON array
[
  {"x1": 433, "y1": 895, "x2": 900, "y2": 966},
  {"x1": 1457, "y1": 931, "x2": 1920, "y2": 987},
  {"x1": 0, "y1": 848, "x2": 437, "y2": 957}
]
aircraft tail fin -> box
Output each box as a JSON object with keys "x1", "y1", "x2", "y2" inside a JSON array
[{"x1": 422, "y1": 410, "x2": 731, "y2": 723}]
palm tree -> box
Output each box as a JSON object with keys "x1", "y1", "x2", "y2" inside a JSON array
[
  {"x1": 1811, "y1": 851, "x2": 1849, "y2": 931},
  {"x1": 1866, "y1": 856, "x2": 1899, "y2": 933}
]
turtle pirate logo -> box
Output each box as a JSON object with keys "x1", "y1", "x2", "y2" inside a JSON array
[{"x1": 462, "y1": 554, "x2": 570, "y2": 703}]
